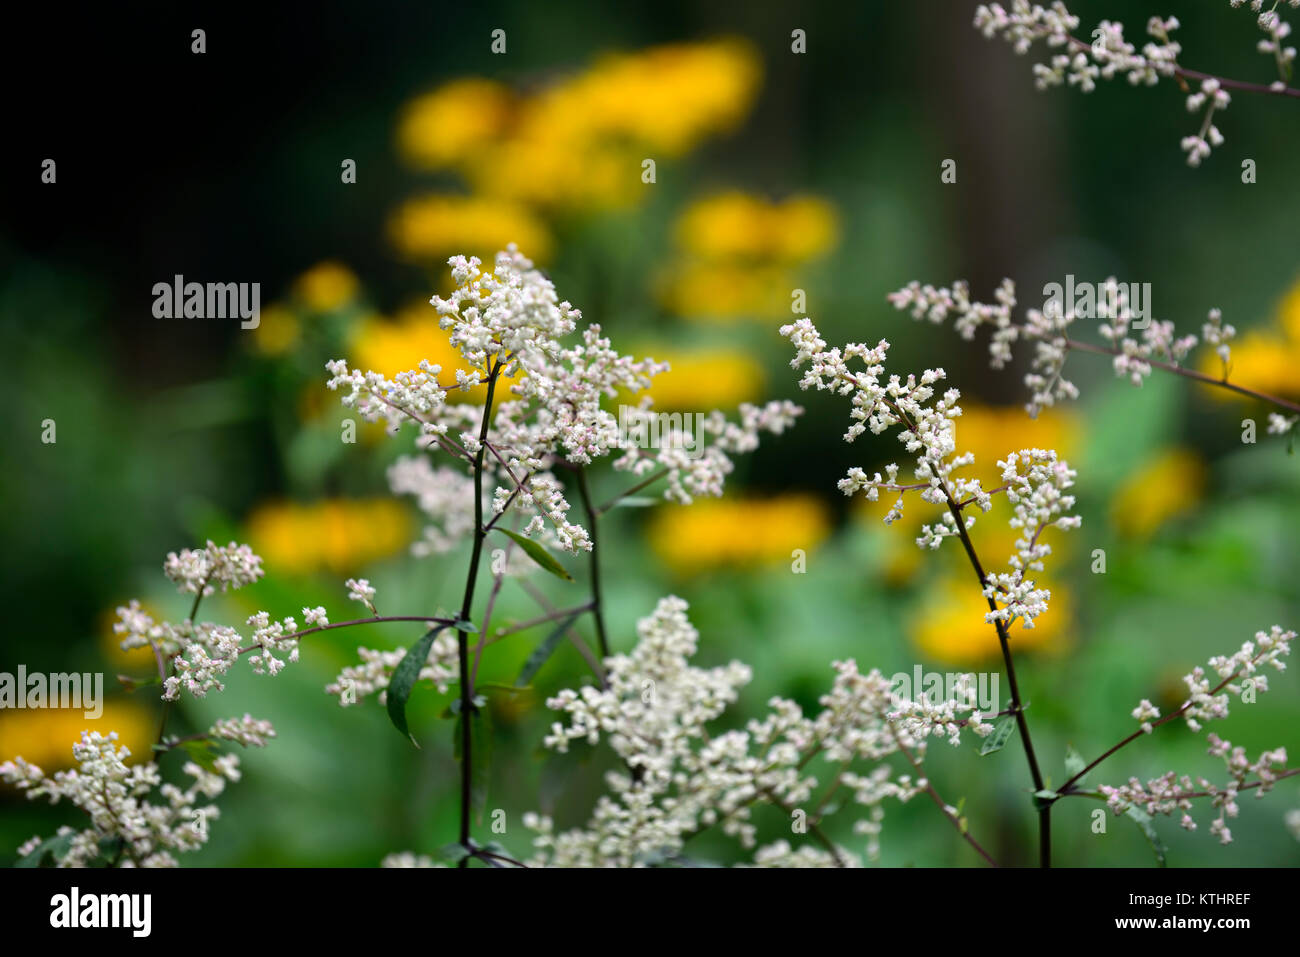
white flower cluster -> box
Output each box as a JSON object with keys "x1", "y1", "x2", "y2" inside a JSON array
[
  {"x1": 1182, "y1": 78, "x2": 1231, "y2": 167},
  {"x1": 982, "y1": 449, "x2": 1081, "y2": 629},
  {"x1": 163, "y1": 540, "x2": 263, "y2": 596},
  {"x1": 209, "y1": 713, "x2": 277, "y2": 748},
  {"x1": 162, "y1": 608, "x2": 306, "y2": 701},
  {"x1": 975, "y1": 2, "x2": 1291, "y2": 165},
  {"x1": 887, "y1": 674, "x2": 995, "y2": 746},
  {"x1": 326, "y1": 635, "x2": 461, "y2": 707},
  {"x1": 381, "y1": 852, "x2": 440, "y2": 867},
  {"x1": 387, "y1": 456, "x2": 479, "y2": 556},
  {"x1": 329, "y1": 246, "x2": 800, "y2": 552},
  {"x1": 1, "y1": 723, "x2": 270, "y2": 867},
  {"x1": 889, "y1": 277, "x2": 1232, "y2": 418},
  {"x1": 344, "y1": 577, "x2": 377, "y2": 612},
  {"x1": 520, "y1": 597, "x2": 976, "y2": 867},
  {"x1": 1267, "y1": 412, "x2": 1298, "y2": 435},
  {"x1": 781, "y1": 317, "x2": 1078, "y2": 631},
  {"x1": 1100, "y1": 626, "x2": 1294, "y2": 844},
  {"x1": 780, "y1": 318, "x2": 977, "y2": 527},
  {"x1": 1099, "y1": 735, "x2": 1289, "y2": 845},
  {"x1": 1229, "y1": 0, "x2": 1299, "y2": 79},
  {"x1": 612, "y1": 399, "x2": 803, "y2": 506},
  {"x1": 1180, "y1": 625, "x2": 1293, "y2": 731}
]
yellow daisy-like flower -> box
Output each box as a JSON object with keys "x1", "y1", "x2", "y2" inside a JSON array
[
  {"x1": 1110, "y1": 448, "x2": 1204, "y2": 540},
  {"x1": 912, "y1": 576, "x2": 1072, "y2": 666},
  {"x1": 245, "y1": 499, "x2": 411, "y2": 577},
  {"x1": 294, "y1": 261, "x2": 360, "y2": 313},
  {"x1": 388, "y1": 194, "x2": 553, "y2": 264},
  {"x1": 0, "y1": 699, "x2": 154, "y2": 770},
  {"x1": 639, "y1": 347, "x2": 765, "y2": 410},
  {"x1": 397, "y1": 78, "x2": 514, "y2": 171},
  {"x1": 647, "y1": 494, "x2": 830, "y2": 574}
]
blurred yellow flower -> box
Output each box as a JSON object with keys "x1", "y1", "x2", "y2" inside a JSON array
[
  {"x1": 245, "y1": 499, "x2": 411, "y2": 576},
  {"x1": 1197, "y1": 331, "x2": 1300, "y2": 399},
  {"x1": 1277, "y1": 275, "x2": 1300, "y2": 343},
  {"x1": 642, "y1": 347, "x2": 765, "y2": 410},
  {"x1": 398, "y1": 78, "x2": 514, "y2": 170},
  {"x1": 389, "y1": 194, "x2": 553, "y2": 264},
  {"x1": 559, "y1": 39, "x2": 760, "y2": 156},
  {"x1": 294, "y1": 261, "x2": 360, "y2": 312},
  {"x1": 912, "y1": 577, "x2": 1071, "y2": 665},
  {"x1": 857, "y1": 404, "x2": 1081, "y2": 583},
  {"x1": 408, "y1": 40, "x2": 761, "y2": 212},
  {"x1": 647, "y1": 495, "x2": 830, "y2": 574},
  {"x1": 658, "y1": 261, "x2": 797, "y2": 321},
  {"x1": 251, "y1": 303, "x2": 301, "y2": 356},
  {"x1": 0, "y1": 699, "x2": 154, "y2": 770},
  {"x1": 675, "y1": 192, "x2": 839, "y2": 264},
  {"x1": 1110, "y1": 448, "x2": 1204, "y2": 540}
]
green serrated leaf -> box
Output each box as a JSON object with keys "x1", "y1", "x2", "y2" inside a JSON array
[
  {"x1": 387, "y1": 624, "x2": 450, "y2": 746},
  {"x1": 1125, "y1": 807, "x2": 1168, "y2": 867},
  {"x1": 1065, "y1": 744, "x2": 1087, "y2": 782},
  {"x1": 495, "y1": 529, "x2": 573, "y2": 581},
  {"x1": 979, "y1": 715, "x2": 1016, "y2": 755},
  {"x1": 516, "y1": 611, "x2": 585, "y2": 686},
  {"x1": 452, "y1": 620, "x2": 479, "y2": 633}
]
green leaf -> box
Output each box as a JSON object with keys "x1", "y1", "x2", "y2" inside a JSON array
[
  {"x1": 495, "y1": 529, "x2": 573, "y2": 581},
  {"x1": 387, "y1": 624, "x2": 449, "y2": 746},
  {"x1": 16, "y1": 831, "x2": 76, "y2": 868},
  {"x1": 452, "y1": 620, "x2": 479, "y2": 633},
  {"x1": 1065, "y1": 744, "x2": 1087, "y2": 782},
  {"x1": 116, "y1": 674, "x2": 162, "y2": 694},
  {"x1": 1125, "y1": 807, "x2": 1168, "y2": 867},
  {"x1": 979, "y1": 715, "x2": 1016, "y2": 755},
  {"x1": 434, "y1": 842, "x2": 473, "y2": 865},
  {"x1": 516, "y1": 611, "x2": 585, "y2": 687},
  {"x1": 179, "y1": 738, "x2": 222, "y2": 774}
]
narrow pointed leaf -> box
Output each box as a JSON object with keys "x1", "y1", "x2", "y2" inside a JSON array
[
  {"x1": 495, "y1": 529, "x2": 573, "y2": 581},
  {"x1": 516, "y1": 611, "x2": 585, "y2": 687},
  {"x1": 387, "y1": 624, "x2": 449, "y2": 746}
]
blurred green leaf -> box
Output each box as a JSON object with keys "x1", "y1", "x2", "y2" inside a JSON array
[
  {"x1": 516, "y1": 611, "x2": 585, "y2": 687},
  {"x1": 1125, "y1": 807, "x2": 1168, "y2": 867}
]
